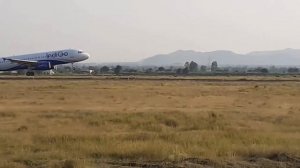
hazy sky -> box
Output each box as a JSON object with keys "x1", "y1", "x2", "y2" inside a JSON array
[{"x1": 1, "y1": 0, "x2": 300, "y2": 62}]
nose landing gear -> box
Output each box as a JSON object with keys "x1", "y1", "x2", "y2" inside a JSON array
[{"x1": 72, "y1": 63, "x2": 75, "y2": 71}]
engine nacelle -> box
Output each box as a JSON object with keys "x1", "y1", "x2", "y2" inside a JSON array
[{"x1": 34, "y1": 61, "x2": 53, "y2": 70}]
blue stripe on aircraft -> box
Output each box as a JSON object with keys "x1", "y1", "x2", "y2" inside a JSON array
[{"x1": 4, "y1": 60, "x2": 69, "y2": 71}]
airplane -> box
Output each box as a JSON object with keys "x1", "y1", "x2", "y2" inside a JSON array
[{"x1": 0, "y1": 49, "x2": 90, "y2": 76}]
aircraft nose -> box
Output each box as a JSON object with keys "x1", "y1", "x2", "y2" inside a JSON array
[{"x1": 84, "y1": 53, "x2": 90, "y2": 59}]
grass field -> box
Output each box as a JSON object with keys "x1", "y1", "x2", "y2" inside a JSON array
[{"x1": 0, "y1": 78, "x2": 299, "y2": 167}]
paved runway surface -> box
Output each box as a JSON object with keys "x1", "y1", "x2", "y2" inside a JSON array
[{"x1": 0, "y1": 75, "x2": 300, "y2": 82}]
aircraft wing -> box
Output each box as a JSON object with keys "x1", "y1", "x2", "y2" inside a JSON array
[{"x1": 3, "y1": 58, "x2": 38, "y2": 67}]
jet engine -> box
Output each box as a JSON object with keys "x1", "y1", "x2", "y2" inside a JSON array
[{"x1": 34, "y1": 61, "x2": 53, "y2": 70}]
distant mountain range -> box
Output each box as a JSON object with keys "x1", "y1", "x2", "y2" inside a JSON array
[{"x1": 139, "y1": 49, "x2": 300, "y2": 66}]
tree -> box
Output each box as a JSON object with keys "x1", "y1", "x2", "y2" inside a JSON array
[
  {"x1": 288, "y1": 68, "x2": 299, "y2": 73},
  {"x1": 200, "y1": 65, "x2": 207, "y2": 72},
  {"x1": 261, "y1": 68, "x2": 269, "y2": 74},
  {"x1": 211, "y1": 61, "x2": 218, "y2": 72},
  {"x1": 176, "y1": 68, "x2": 182, "y2": 74},
  {"x1": 255, "y1": 67, "x2": 268, "y2": 74},
  {"x1": 114, "y1": 65, "x2": 122, "y2": 75},
  {"x1": 100, "y1": 66, "x2": 110, "y2": 73},
  {"x1": 127, "y1": 69, "x2": 138, "y2": 73},
  {"x1": 157, "y1": 67, "x2": 165, "y2": 72},
  {"x1": 189, "y1": 61, "x2": 198, "y2": 72},
  {"x1": 145, "y1": 68, "x2": 153, "y2": 73},
  {"x1": 182, "y1": 67, "x2": 189, "y2": 75},
  {"x1": 184, "y1": 62, "x2": 190, "y2": 69}
]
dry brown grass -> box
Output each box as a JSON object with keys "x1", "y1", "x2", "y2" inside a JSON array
[{"x1": 0, "y1": 78, "x2": 299, "y2": 167}]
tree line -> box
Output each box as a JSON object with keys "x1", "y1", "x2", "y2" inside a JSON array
[{"x1": 51, "y1": 60, "x2": 300, "y2": 76}]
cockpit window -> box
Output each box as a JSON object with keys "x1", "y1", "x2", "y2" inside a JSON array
[{"x1": 78, "y1": 50, "x2": 84, "y2": 54}]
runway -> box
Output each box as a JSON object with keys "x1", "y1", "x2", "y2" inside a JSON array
[{"x1": 0, "y1": 75, "x2": 300, "y2": 82}]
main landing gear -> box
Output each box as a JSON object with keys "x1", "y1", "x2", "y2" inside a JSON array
[{"x1": 26, "y1": 71, "x2": 35, "y2": 76}]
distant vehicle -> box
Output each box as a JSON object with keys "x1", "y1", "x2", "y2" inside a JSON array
[{"x1": 0, "y1": 49, "x2": 90, "y2": 76}]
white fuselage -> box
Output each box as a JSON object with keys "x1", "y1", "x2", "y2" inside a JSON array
[{"x1": 0, "y1": 49, "x2": 90, "y2": 71}]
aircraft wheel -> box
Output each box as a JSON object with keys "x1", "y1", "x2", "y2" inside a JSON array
[{"x1": 26, "y1": 72, "x2": 35, "y2": 76}]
